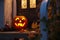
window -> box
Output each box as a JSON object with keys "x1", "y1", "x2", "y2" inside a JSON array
[
  {"x1": 21, "y1": 0, "x2": 27, "y2": 9},
  {"x1": 30, "y1": 0, "x2": 36, "y2": 8}
]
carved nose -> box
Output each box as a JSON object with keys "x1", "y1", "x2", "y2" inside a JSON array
[{"x1": 19, "y1": 20, "x2": 22, "y2": 23}]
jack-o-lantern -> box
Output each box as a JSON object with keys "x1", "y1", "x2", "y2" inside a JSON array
[{"x1": 13, "y1": 16, "x2": 28, "y2": 30}]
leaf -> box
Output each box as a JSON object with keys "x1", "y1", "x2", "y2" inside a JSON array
[{"x1": 32, "y1": 22, "x2": 39, "y2": 29}]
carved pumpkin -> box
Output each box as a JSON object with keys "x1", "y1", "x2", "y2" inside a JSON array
[{"x1": 13, "y1": 16, "x2": 28, "y2": 30}]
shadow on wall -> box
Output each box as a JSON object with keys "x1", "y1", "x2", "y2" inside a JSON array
[{"x1": 0, "y1": 0, "x2": 4, "y2": 29}]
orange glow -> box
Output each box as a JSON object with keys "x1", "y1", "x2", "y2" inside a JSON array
[
  {"x1": 21, "y1": 0, "x2": 27, "y2": 9},
  {"x1": 30, "y1": 0, "x2": 36, "y2": 8},
  {"x1": 14, "y1": 23, "x2": 25, "y2": 27},
  {"x1": 15, "y1": 17, "x2": 19, "y2": 21},
  {"x1": 13, "y1": 16, "x2": 28, "y2": 29}
]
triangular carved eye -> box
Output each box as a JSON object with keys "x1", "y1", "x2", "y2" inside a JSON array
[
  {"x1": 15, "y1": 17, "x2": 19, "y2": 21},
  {"x1": 13, "y1": 16, "x2": 28, "y2": 30}
]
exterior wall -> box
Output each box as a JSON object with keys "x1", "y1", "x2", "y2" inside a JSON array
[
  {"x1": 13, "y1": 0, "x2": 17, "y2": 18},
  {"x1": 4, "y1": 0, "x2": 12, "y2": 27}
]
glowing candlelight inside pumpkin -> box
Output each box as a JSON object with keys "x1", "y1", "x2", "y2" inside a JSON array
[{"x1": 13, "y1": 16, "x2": 28, "y2": 29}]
